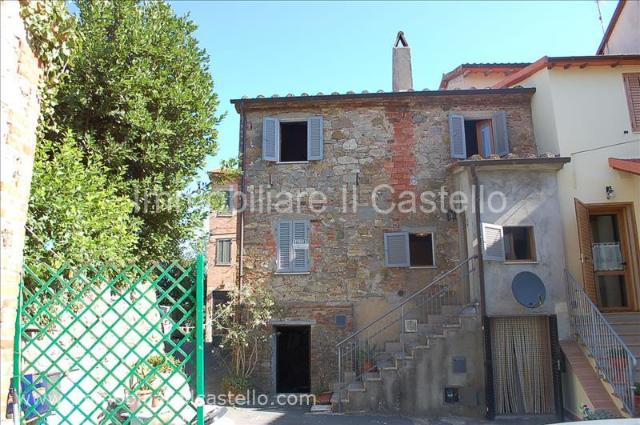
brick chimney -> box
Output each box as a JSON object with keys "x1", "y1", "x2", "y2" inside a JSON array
[{"x1": 392, "y1": 31, "x2": 413, "y2": 92}]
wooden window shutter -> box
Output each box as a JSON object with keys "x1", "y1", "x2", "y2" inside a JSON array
[
  {"x1": 449, "y1": 114, "x2": 467, "y2": 159},
  {"x1": 263, "y1": 117, "x2": 279, "y2": 161},
  {"x1": 384, "y1": 232, "x2": 410, "y2": 267},
  {"x1": 277, "y1": 221, "x2": 292, "y2": 272},
  {"x1": 482, "y1": 223, "x2": 505, "y2": 261},
  {"x1": 307, "y1": 116, "x2": 324, "y2": 160},
  {"x1": 492, "y1": 111, "x2": 509, "y2": 156},
  {"x1": 623, "y1": 73, "x2": 640, "y2": 132},
  {"x1": 574, "y1": 199, "x2": 597, "y2": 301},
  {"x1": 292, "y1": 220, "x2": 310, "y2": 272}
]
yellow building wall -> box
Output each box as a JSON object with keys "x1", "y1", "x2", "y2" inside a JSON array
[{"x1": 520, "y1": 65, "x2": 640, "y2": 295}]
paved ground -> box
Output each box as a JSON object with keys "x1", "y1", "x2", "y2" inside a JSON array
[{"x1": 221, "y1": 405, "x2": 560, "y2": 425}]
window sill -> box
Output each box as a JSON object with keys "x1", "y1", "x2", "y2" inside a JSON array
[
  {"x1": 215, "y1": 214, "x2": 234, "y2": 217},
  {"x1": 409, "y1": 266, "x2": 437, "y2": 269},
  {"x1": 503, "y1": 260, "x2": 538, "y2": 265},
  {"x1": 276, "y1": 161, "x2": 309, "y2": 164},
  {"x1": 214, "y1": 264, "x2": 232, "y2": 267},
  {"x1": 274, "y1": 272, "x2": 311, "y2": 275}
]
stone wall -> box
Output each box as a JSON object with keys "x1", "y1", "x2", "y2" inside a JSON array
[
  {"x1": 0, "y1": 1, "x2": 42, "y2": 419},
  {"x1": 238, "y1": 92, "x2": 537, "y2": 392}
]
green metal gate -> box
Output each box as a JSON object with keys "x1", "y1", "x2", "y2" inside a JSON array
[{"x1": 12, "y1": 254, "x2": 206, "y2": 424}]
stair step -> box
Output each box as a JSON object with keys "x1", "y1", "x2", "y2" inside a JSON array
[
  {"x1": 347, "y1": 382, "x2": 365, "y2": 392},
  {"x1": 604, "y1": 313, "x2": 640, "y2": 324},
  {"x1": 618, "y1": 334, "x2": 640, "y2": 344},
  {"x1": 609, "y1": 323, "x2": 640, "y2": 334},
  {"x1": 362, "y1": 372, "x2": 382, "y2": 381}
]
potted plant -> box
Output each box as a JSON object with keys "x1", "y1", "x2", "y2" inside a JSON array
[
  {"x1": 146, "y1": 354, "x2": 182, "y2": 406},
  {"x1": 212, "y1": 286, "x2": 280, "y2": 404},
  {"x1": 127, "y1": 362, "x2": 157, "y2": 411},
  {"x1": 358, "y1": 343, "x2": 378, "y2": 373}
]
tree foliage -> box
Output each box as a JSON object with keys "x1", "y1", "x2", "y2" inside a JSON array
[
  {"x1": 26, "y1": 133, "x2": 141, "y2": 270},
  {"x1": 26, "y1": 0, "x2": 221, "y2": 266}
]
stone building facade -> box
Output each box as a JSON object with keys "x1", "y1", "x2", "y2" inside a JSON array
[
  {"x1": 230, "y1": 88, "x2": 538, "y2": 398},
  {"x1": 0, "y1": 1, "x2": 42, "y2": 420}
]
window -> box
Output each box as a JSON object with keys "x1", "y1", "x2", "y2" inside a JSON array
[
  {"x1": 503, "y1": 226, "x2": 536, "y2": 261},
  {"x1": 409, "y1": 233, "x2": 435, "y2": 267},
  {"x1": 216, "y1": 190, "x2": 233, "y2": 216},
  {"x1": 263, "y1": 116, "x2": 324, "y2": 162},
  {"x1": 449, "y1": 112, "x2": 509, "y2": 159},
  {"x1": 623, "y1": 73, "x2": 640, "y2": 132},
  {"x1": 280, "y1": 122, "x2": 308, "y2": 162},
  {"x1": 276, "y1": 220, "x2": 310, "y2": 273},
  {"x1": 216, "y1": 239, "x2": 232, "y2": 265},
  {"x1": 384, "y1": 231, "x2": 436, "y2": 268},
  {"x1": 482, "y1": 223, "x2": 536, "y2": 262}
]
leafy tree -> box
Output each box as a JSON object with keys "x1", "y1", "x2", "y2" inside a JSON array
[
  {"x1": 51, "y1": 0, "x2": 221, "y2": 262},
  {"x1": 25, "y1": 132, "x2": 141, "y2": 271}
]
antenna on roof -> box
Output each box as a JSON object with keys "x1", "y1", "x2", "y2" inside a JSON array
[{"x1": 595, "y1": 0, "x2": 606, "y2": 35}]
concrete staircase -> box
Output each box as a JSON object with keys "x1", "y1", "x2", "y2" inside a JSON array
[
  {"x1": 331, "y1": 305, "x2": 472, "y2": 413},
  {"x1": 604, "y1": 312, "x2": 640, "y2": 381}
]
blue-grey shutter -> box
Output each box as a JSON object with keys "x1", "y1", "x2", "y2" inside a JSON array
[
  {"x1": 277, "y1": 221, "x2": 292, "y2": 272},
  {"x1": 307, "y1": 116, "x2": 323, "y2": 160},
  {"x1": 482, "y1": 223, "x2": 505, "y2": 261},
  {"x1": 492, "y1": 111, "x2": 509, "y2": 156},
  {"x1": 449, "y1": 114, "x2": 467, "y2": 159},
  {"x1": 263, "y1": 117, "x2": 279, "y2": 161},
  {"x1": 292, "y1": 220, "x2": 310, "y2": 272},
  {"x1": 384, "y1": 232, "x2": 410, "y2": 267}
]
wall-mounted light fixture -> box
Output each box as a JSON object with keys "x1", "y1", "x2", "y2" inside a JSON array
[
  {"x1": 606, "y1": 185, "x2": 615, "y2": 200},
  {"x1": 446, "y1": 209, "x2": 457, "y2": 222}
]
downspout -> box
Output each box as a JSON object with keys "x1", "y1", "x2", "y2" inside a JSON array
[
  {"x1": 237, "y1": 102, "x2": 246, "y2": 291},
  {"x1": 470, "y1": 164, "x2": 494, "y2": 419}
]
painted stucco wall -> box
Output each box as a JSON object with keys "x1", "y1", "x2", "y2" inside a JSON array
[
  {"x1": 518, "y1": 66, "x2": 640, "y2": 292},
  {"x1": 454, "y1": 165, "x2": 570, "y2": 338},
  {"x1": 600, "y1": 0, "x2": 640, "y2": 55}
]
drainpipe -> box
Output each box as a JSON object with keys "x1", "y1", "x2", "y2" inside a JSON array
[
  {"x1": 470, "y1": 164, "x2": 494, "y2": 420},
  {"x1": 237, "y1": 102, "x2": 246, "y2": 292}
]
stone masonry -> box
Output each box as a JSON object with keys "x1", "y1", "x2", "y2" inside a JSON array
[
  {"x1": 0, "y1": 1, "x2": 42, "y2": 420},
  {"x1": 233, "y1": 90, "x2": 537, "y2": 394}
]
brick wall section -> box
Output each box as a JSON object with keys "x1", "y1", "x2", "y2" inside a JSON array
[
  {"x1": 0, "y1": 1, "x2": 42, "y2": 419},
  {"x1": 238, "y1": 92, "x2": 536, "y2": 392},
  {"x1": 205, "y1": 171, "x2": 239, "y2": 341}
]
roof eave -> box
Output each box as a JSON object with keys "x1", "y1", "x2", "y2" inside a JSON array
[{"x1": 230, "y1": 87, "x2": 536, "y2": 112}]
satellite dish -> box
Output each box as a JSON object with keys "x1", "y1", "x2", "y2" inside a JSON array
[{"x1": 512, "y1": 271, "x2": 546, "y2": 308}]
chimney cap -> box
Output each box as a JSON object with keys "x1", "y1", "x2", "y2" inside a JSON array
[{"x1": 394, "y1": 31, "x2": 409, "y2": 48}]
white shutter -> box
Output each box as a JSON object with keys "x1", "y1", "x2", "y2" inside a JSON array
[
  {"x1": 277, "y1": 221, "x2": 292, "y2": 272},
  {"x1": 292, "y1": 220, "x2": 310, "y2": 272},
  {"x1": 449, "y1": 114, "x2": 467, "y2": 159},
  {"x1": 307, "y1": 116, "x2": 323, "y2": 160},
  {"x1": 263, "y1": 117, "x2": 279, "y2": 161},
  {"x1": 482, "y1": 223, "x2": 505, "y2": 261},
  {"x1": 384, "y1": 232, "x2": 410, "y2": 267},
  {"x1": 492, "y1": 111, "x2": 509, "y2": 156}
]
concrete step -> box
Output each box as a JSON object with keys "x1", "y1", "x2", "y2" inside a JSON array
[
  {"x1": 609, "y1": 323, "x2": 640, "y2": 334},
  {"x1": 617, "y1": 334, "x2": 640, "y2": 344},
  {"x1": 604, "y1": 312, "x2": 640, "y2": 324}
]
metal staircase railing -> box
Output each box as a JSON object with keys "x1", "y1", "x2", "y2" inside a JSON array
[
  {"x1": 566, "y1": 270, "x2": 636, "y2": 414},
  {"x1": 335, "y1": 256, "x2": 478, "y2": 401}
]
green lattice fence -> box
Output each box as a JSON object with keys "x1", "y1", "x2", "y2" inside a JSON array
[{"x1": 12, "y1": 255, "x2": 205, "y2": 424}]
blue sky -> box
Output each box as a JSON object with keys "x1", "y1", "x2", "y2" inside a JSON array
[{"x1": 168, "y1": 1, "x2": 618, "y2": 181}]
